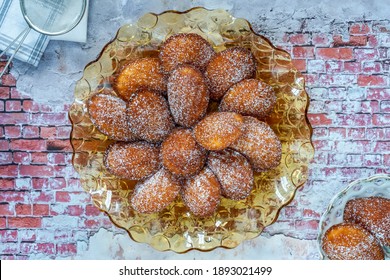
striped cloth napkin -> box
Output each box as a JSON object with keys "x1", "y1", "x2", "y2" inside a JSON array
[{"x1": 0, "y1": 0, "x2": 89, "y2": 67}]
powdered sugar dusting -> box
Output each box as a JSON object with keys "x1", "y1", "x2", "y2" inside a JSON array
[
  {"x1": 131, "y1": 168, "x2": 181, "y2": 214},
  {"x1": 161, "y1": 128, "x2": 207, "y2": 177},
  {"x1": 344, "y1": 197, "x2": 390, "y2": 247},
  {"x1": 194, "y1": 112, "x2": 244, "y2": 150},
  {"x1": 167, "y1": 65, "x2": 209, "y2": 127},
  {"x1": 322, "y1": 222, "x2": 384, "y2": 260},
  {"x1": 113, "y1": 57, "x2": 167, "y2": 101},
  {"x1": 104, "y1": 141, "x2": 160, "y2": 180},
  {"x1": 205, "y1": 47, "x2": 256, "y2": 100},
  {"x1": 219, "y1": 78, "x2": 276, "y2": 120},
  {"x1": 181, "y1": 167, "x2": 221, "y2": 217},
  {"x1": 230, "y1": 116, "x2": 282, "y2": 172},
  {"x1": 208, "y1": 149, "x2": 254, "y2": 200},
  {"x1": 127, "y1": 90, "x2": 174, "y2": 143},
  {"x1": 87, "y1": 92, "x2": 137, "y2": 141},
  {"x1": 159, "y1": 33, "x2": 215, "y2": 74}
]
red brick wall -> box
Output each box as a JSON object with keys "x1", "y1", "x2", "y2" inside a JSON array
[{"x1": 1, "y1": 20, "x2": 389, "y2": 259}]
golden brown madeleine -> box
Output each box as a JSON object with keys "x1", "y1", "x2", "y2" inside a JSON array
[
  {"x1": 87, "y1": 91, "x2": 137, "y2": 141},
  {"x1": 208, "y1": 149, "x2": 254, "y2": 200},
  {"x1": 167, "y1": 65, "x2": 209, "y2": 127},
  {"x1": 230, "y1": 116, "x2": 282, "y2": 172},
  {"x1": 205, "y1": 47, "x2": 256, "y2": 100},
  {"x1": 194, "y1": 112, "x2": 244, "y2": 151},
  {"x1": 113, "y1": 57, "x2": 167, "y2": 101},
  {"x1": 104, "y1": 141, "x2": 160, "y2": 180},
  {"x1": 131, "y1": 168, "x2": 181, "y2": 214},
  {"x1": 127, "y1": 90, "x2": 174, "y2": 143},
  {"x1": 161, "y1": 128, "x2": 207, "y2": 178},
  {"x1": 322, "y1": 222, "x2": 384, "y2": 260},
  {"x1": 219, "y1": 79, "x2": 276, "y2": 120},
  {"x1": 344, "y1": 196, "x2": 390, "y2": 247},
  {"x1": 181, "y1": 167, "x2": 221, "y2": 217},
  {"x1": 159, "y1": 33, "x2": 215, "y2": 74}
]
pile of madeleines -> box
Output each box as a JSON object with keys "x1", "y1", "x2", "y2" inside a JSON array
[
  {"x1": 87, "y1": 33, "x2": 283, "y2": 218},
  {"x1": 322, "y1": 196, "x2": 390, "y2": 260}
]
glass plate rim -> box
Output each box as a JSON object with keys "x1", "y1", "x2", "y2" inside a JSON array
[{"x1": 69, "y1": 6, "x2": 314, "y2": 253}]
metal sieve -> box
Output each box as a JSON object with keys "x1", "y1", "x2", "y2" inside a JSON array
[{"x1": 0, "y1": 0, "x2": 87, "y2": 78}]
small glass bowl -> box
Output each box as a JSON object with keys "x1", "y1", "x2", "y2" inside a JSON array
[{"x1": 317, "y1": 174, "x2": 390, "y2": 260}]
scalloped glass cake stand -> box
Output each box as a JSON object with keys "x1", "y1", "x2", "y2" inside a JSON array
[{"x1": 69, "y1": 7, "x2": 314, "y2": 253}]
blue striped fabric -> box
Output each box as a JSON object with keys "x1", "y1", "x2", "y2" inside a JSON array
[{"x1": 0, "y1": 0, "x2": 49, "y2": 67}]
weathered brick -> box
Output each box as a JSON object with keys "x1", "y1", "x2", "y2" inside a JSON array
[
  {"x1": 343, "y1": 61, "x2": 361, "y2": 73},
  {"x1": 18, "y1": 229, "x2": 36, "y2": 242},
  {"x1": 46, "y1": 140, "x2": 72, "y2": 151},
  {"x1": 0, "y1": 217, "x2": 6, "y2": 228},
  {"x1": 55, "y1": 191, "x2": 71, "y2": 203},
  {"x1": 20, "y1": 242, "x2": 55, "y2": 255},
  {"x1": 317, "y1": 48, "x2": 353, "y2": 60},
  {"x1": 348, "y1": 128, "x2": 366, "y2": 139},
  {"x1": 354, "y1": 48, "x2": 378, "y2": 60},
  {"x1": 4, "y1": 126, "x2": 22, "y2": 138},
  {"x1": 5, "y1": 100, "x2": 22, "y2": 112},
  {"x1": 288, "y1": 33, "x2": 311, "y2": 45},
  {"x1": 0, "y1": 178, "x2": 15, "y2": 190},
  {"x1": 357, "y1": 75, "x2": 387, "y2": 86},
  {"x1": 33, "y1": 204, "x2": 50, "y2": 216},
  {"x1": 335, "y1": 114, "x2": 372, "y2": 126},
  {"x1": 30, "y1": 191, "x2": 54, "y2": 203},
  {"x1": 65, "y1": 205, "x2": 84, "y2": 216},
  {"x1": 349, "y1": 23, "x2": 371, "y2": 35},
  {"x1": 0, "y1": 139, "x2": 9, "y2": 151},
  {"x1": 0, "y1": 165, "x2": 18, "y2": 177},
  {"x1": 30, "y1": 152, "x2": 48, "y2": 164},
  {"x1": 325, "y1": 60, "x2": 343, "y2": 73},
  {"x1": 312, "y1": 33, "x2": 330, "y2": 46},
  {"x1": 0, "y1": 229, "x2": 18, "y2": 242},
  {"x1": 15, "y1": 204, "x2": 32, "y2": 216},
  {"x1": 362, "y1": 61, "x2": 382, "y2": 72},
  {"x1": 10, "y1": 139, "x2": 46, "y2": 151},
  {"x1": 19, "y1": 165, "x2": 54, "y2": 177},
  {"x1": 380, "y1": 101, "x2": 390, "y2": 112},
  {"x1": 30, "y1": 113, "x2": 68, "y2": 126},
  {"x1": 22, "y1": 100, "x2": 40, "y2": 112},
  {"x1": 8, "y1": 217, "x2": 42, "y2": 228},
  {"x1": 0, "y1": 113, "x2": 29, "y2": 125},
  {"x1": 56, "y1": 243, "x2": 77, "y2": 256},
  {"x1": 333, "y1": 35, "x2": 367, "y2": 46},
  {"x1": 372, "y1": 114, "x2": 390, "y2": 126},
  {"x1": 0, "y1": 203, "x2": 14, "y2": 216},
  {"x1": 0, "y1": 242, "x2": 19, "y2": 254},
  {"x1": 292, "y1": 46, "x2": 315, "y2": 58},
  {"x1": 1, "y1": 74, "x2": 16, "y2": 86},
  {"x1": 384, "y1": 154, "x2": 390, "y2": 166},
  {"x1": 56, "y1": 126, "x2": 71, "y2": 139},
  {"x1": 364, "y1": 154, "x2": 382, "y2": 166},
  {"x1": 0, "y1": 87, "x2": 10, "y2": 99},
  {"x1": 32, "y1": 178, "x2": 49, "y2": 190},
  {"x1": 40, "y1": 127, "x2": 57, "y2": 139},
  {"x1": 0, "y1": 152, "x2": 12, "y2": 164},
  {"x1": 366, "y1": 88, "x2": 390, "y2": 99},
  {"x1": 292, "y1": 59, "x2": 306, "y2": 72},
  {"x1": 85, "y1": 205, "x2": 102, "y2": 217},
  {"x1": 13, "y1": 152, "x2": 30, "y2": 164},
  {"x1": 22, "y1": 126, "x2": 40, "y2": 138},
  {"x1": 47, "y1": 153, "x2": 66, "y2": 165}
]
